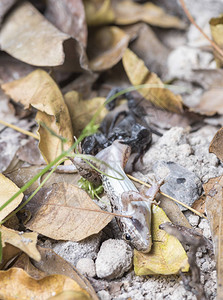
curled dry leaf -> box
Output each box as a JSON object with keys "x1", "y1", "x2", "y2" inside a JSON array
[
  {"x1": 203, "y1": 175, "x2": 223, "y2": 298},
  {"x1": 88, "y1": 26, "x2": 130, "y2": 71},
  {"x1": 84, "y1": 0, "x2": 115, "y2": 26},
  {"x1": 209, "y1": 127, "x2": 223, "y2": 162},
  {"x1": 210, "y1": 16, "x2": 223, "y2": 68},
  {"x1": 26, "y1": 183, "x2": 113, "y2": 241},
  {"x1": 0, "y1": 268, "x2": 91, "y2": 300},
  {"x1": 64, "y1": 91, "x2": 108, "y2": 137},
  {"x1": 122, "y1": 48, "x2": 183, "y2": 113},
  {"x1": 0, "y1": 225, "x2": 41, "y2": 261},
  {"x1": 46, "y1": 0, "x2": 87, "y2": 47},
  {"x1": 1, "y1": 69, "x2": 74, "y2": 163},
  {"x1": 0, "y1": 173, "x2": 23, "y2": 222},
  {"x1": 112, "y1": 0, "x2": 186, "y2": 29},
  {"x1": 0, "y1": 2, "x2": 89, "y2": 71},
  {"x1": 134, "y1": 205, "x2": 189, "y2": 275}
]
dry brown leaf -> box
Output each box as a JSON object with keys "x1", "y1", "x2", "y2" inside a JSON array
[
  {"x1": 209, "y1": 127, "x2": 223, "y2": 162},
  {"x1": 26, "y1": 183, "x2": 113, "y2": 241},
  {"x1": 112, "y1": 0, "x2": 186, "y2": 29},
  {"x1": 0, "y1": 268, "x2": 91, "y2": 300},
  {"x1": 34, "y1": 246, "x2": 99, "y2": 300},
  {"x1": 84, "y1": 0, "x2": 115, "y2": 26},
  {"x1": 0, "y1": 173, "x2": 23, "y2": 222},
  {"x1": 1, "y1": 69, "x2": 74, "y2": 163},
  {"x1": 88, "y1": 26, "x2": 130, "y2": 71},
  {"x1": 122, "y1": 48, "x2": 183, "y2": 113},
  {"x1": 64, "y1": 91, "x2": 108, "y2": 137},
  {"x1": 192, "y1": 195, "x2": 206, "y2": 214},
  {"x1": 203, "y1": 176, "x2": 223, "y2": 298},
  {"x1": 46, "y1": 0, "x2": 87, "y2": 47},
  {"x1": 210, "y1": 16, "x2": 223, "y2": 68},
  {"x1": 1, "y1": 225, "x2": 41, "y2": 261},
  {"x1": 5, "y1": 165, "x2": 80, "y2": 194},
  {"x1": 0, "y1": 2, "x2": 89, "y2": 71},
  {"x1": 0, "y1": 244, "x2": 21, "y2": 270},
  {"x1": 134, "y1": 205, "x2": 189, "y2": 275},
  {"x1": 16, "y1": 140, "x2": 45, "y2": 165}
]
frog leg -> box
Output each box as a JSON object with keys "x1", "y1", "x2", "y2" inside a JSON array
[
  {"x1": 121, "y1": 191, "x2": 146, "y2": 211},
  {"x1": 140, "y1": 178, "x2": 164, "y2": 204}
]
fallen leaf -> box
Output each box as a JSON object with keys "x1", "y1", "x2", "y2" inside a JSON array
[
  {"x1": 48, "y1": 290, "x2": 92, "y2": 300},
  {"x1": 84, "y1": 0, "x2": 115, "y2": 26},
  {"x1": 0, "y1": 226, "x2": 41, "y2": 261},
  {"x1": 26, "y1": 183, "x2": 113, "y2": 241},
  {"x1": 210, "y1": 16, "x2": 223, "y2": 68},
  {"x1": 5, "y1": 165, "x2": 80, "y2": 194},
  {"x1": 16, "y1": 140, "x2": 45, "y2": 165},
  {"x1": 0, "y1": 2, "x2": 89, "y2": 71},
  {"x1": 192, "y1": 195, "x2": 206, "y2": 214},
  {"x1": 122, "y1": 48, "x2": 183, "y2": 113},
  {"x1": 0, "y1": 173, "x2": 23, "y2": 222},
  {"x1": 0, "y1": 0, "x2": 17, "y2": 24},
  {"x1": 0, "y1": 244, "x2": 21, "y2": 270},
  {"x1": 34, "y1": 246, "x2": 99, "y2": 300},
  {"x1": 134, "y1": 205, "x2": 189, "y2": 275},
  {"x1": 203, "y1": 175, "x2": 223, "y2": 299},
  {"x1": 209, "y1": 127, "x2": 223, "y2": 162},
  {"x1": 46, "y1": 0, "x2": 87, "y2": 47},
  {"x1": 64, "y1": 91, "x2": 108, "y2": 137},
  {"x1": 1, "y1": 69, "x2": 74, "y2": 163},
  {"x1": 88, "y1": 26, "x2": 129, "y2": 71},
  {"x1": 0, "y1": 268, "x2": 91, "y2": 300},
  {"x1": 112, "y1": 0, "x2": 186, "y2": 29}
]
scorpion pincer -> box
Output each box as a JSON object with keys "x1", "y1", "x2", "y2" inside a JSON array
[{"x1": 72, "y1": 140, "x2": 161, "y2": 253}]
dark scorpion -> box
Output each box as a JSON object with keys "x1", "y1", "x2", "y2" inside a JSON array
[{"x1": 82, "y1": 88, "x2": 162, "y2": 167}]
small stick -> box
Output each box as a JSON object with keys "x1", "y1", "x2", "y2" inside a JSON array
[
  {"x1": 127, "y1": 174, "x2": 207, "y2": 219},
  {"x1": 179, "y1": 0, "x2": 223, "y2": 59},
  {"x1": 0, "y1": 119, "x2": 39, "y2": 140}
]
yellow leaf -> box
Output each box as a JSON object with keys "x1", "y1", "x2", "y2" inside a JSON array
[
  {"x1": 0, "y1": 226, "x2": 41, "y2": 261},
  {"x1": 122, "y1": 48, "x2": 183, "y2": 113},
  {"x1": 84, "y1": 0, "x2": 114, "y2": 26},
  {"x1": 134, "y1": 205, "x2": 189, "y2": 275},
  {"x1": 26, "y1": 183, "x2": 113, "y2": 241},
  {"x1": 0, "y1": 268, "x2": 91, "y2": 300},
  {"x1": 113, "y1": 0, "x2": 186, "y2": 29},
  {"x1": 0, "y1": 173, "x2": 23, "y2": 222},
  {"x1": 64, "y1": 91, "x2": 108, "y2": 137},
  {"x1": 210, "y1": 16, "x2": 223, "y2": 68},
  {"x1": 1, "y1": 69, "x2": 74, "y2": 163},
  {"x1": 88, "y1": 26, "x2": 130, "y2": 71}
]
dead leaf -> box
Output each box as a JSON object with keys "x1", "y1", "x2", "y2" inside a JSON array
[
  {"x1": 84, "y1": 0, "x2": 115, "y2": 26},
  {"x1": 0, "y1": 244, "x2": 21, "y2": 270},
  {"x1": 203, "y1": 176, "x2": 223, "y2": 298},
  {"x1": 192, "y1": 195, "x2": 206, "y2": 214},
  {"x1": 0, "y1": 173, "x2": 23, "y2": 222},
  {"x1": 0, "y1": 268, "x2": 91, "y2": 300},
  {"x1": 112, "y1": 0, "x2": 186, "y2": 29},
  {"x1": 1, "y1": 69, "x2": 74, "y2": 163},
  {"x1": 34, "y1": 246, "x2": 99, "y2": 300},
  {"x1": 0, "y1": 0, "x2": 17, "y2": 24},
  {"x1": 209, "y1": 127, "x2": 223, "y2": 162},
  {"x1": 134, "y1": 205, "x2": 189, "y2": 275},
  {"x1": 46, "y1": 0, "x2": 87, "y2": 47},
  {"x1": 210, "y1": 16, "x2": 223, "y2": 68},
  {"x1": 26, "y1": 183, "x2": 113, "y2": 241},
  {"x1": 16, "y1": 140, "x2": 45, "y2": 165},
  {"x1": 64, "y1": 91, "x2": 108, "y2": 137},
  {"x1": 5, "y1": 165, "x2": 80, "y2": 194},
  {"x1": 88, "y1": 26, "x2": 129, "y2": 71},
  {"x1": 0, "y1": 226, "x2": 41, "y2": 261},
  {"x1": 122, "y1": 48, "x2": 183, "y2": 113},
  {"x1": 0, "y1": 2, "x2": 89, "y2": 71},
  {"x1": 48, "y1": 290, "x2": 92, "y2": 300}
]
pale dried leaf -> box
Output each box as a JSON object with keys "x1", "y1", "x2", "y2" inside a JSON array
[
  {"x1": 1, "y1": 69, "x2": 74, "y2": 163},
  {"x1": 0, "y1": 225, "x2": 41, "y2": 261},
  {"x1": 64, "y1": 91, "x2": 108, "y2": 137},
  {"x1": 134, "y1": 205, "x2": 189, "y2": 275},
  {"x1": 88, "y1": 26, "x2": 129, "y2": 71},
  {"x1": 0, "y1": 2, "x2": 88, "y2": 71},
  {"x1": 122, "y1": 48, "x2": 183, "y2": 113},
  {"x1": 0, "y1": 173, "x2": 23, "y2": 221},
  {"x1": 112, "y1": 0, "x2": 186, "y2": 29},
  {"x1": 0, "y1": 268, "x2": 91, "y2": 300},
  {"x1": 84, "y1": 0, "x2": 115, "y2": 26},
  {"x1": 210, "y1": 16, "x2": 223, "y2": 68},
  {"x1": 26, "y1": 183, "x2": 113, "y2": 241},
  {"x1": 209, "y1": 127, "x2": 223, "y2": 162},
  {"x1": 0, "y1": 0, "x2": 17, "y2": 23},
  {"x1": 46, "y1": 0, "x2": 87, "y2": 47},
  {"x1": 203, "y1": 176, "x2": 223, "y2": 298}
]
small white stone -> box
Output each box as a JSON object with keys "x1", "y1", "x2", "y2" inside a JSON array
[
  {"x1": 95, "y1": 239, "x2": 133, "y2": 280},
  {"x1": 97, "y1": 290, "x2": 111, "y2": 300},
  {"x1": 188, "y1": 215, "x2": 200, "y2": 227},
  {"x1": 199, "y1": 219, "x2": 212, "y2": 239},
  {"x1": 76, "y1": 258, "x2": 96, "y2": 277}
]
